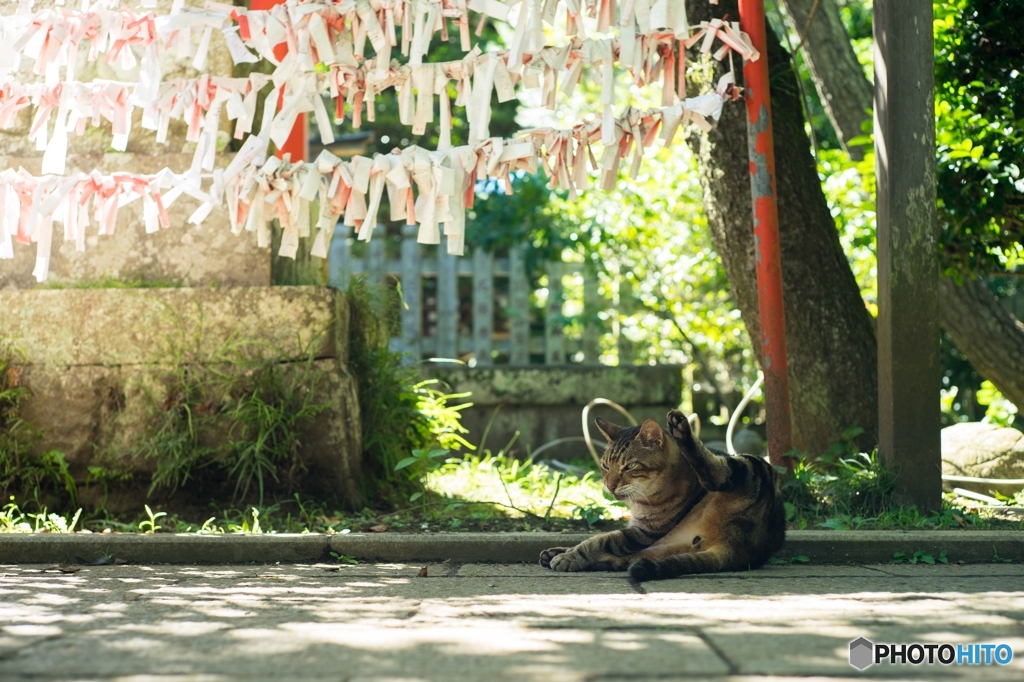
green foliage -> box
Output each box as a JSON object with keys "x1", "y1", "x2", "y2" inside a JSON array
[
  {"x1": 132, "y1": 306, "x2": 331, "y2": 506},
  {"x1": 330, "y1": 552, "x2": 359, "y2": 565},
  {"x1": 935, "y1": 0, "x2": 1024, "y2": 275},
  {"x1": 0, "y1": 340, "x2": 76, "y2": 507},
  {"x1": 992, "y1": 546, "x2": 1013, "y2": 563},
  {"x1": 817, "y1": 145, "x2": 878, "y2": 312},
  {"x1": 976, "y1": 380, "x2": 1020, "y2": 427},
  {"x1": 466, "y1": 172, "x2": 566, "y2": 275},
  {"x1": 783, "y1": 436, "x2": 1015, "y2": 531},
  {"x1": 426, "y1": 450, "x2": 625, "y2": 525},
  {"x1": 346, "y1": 277, "x2": 434, "y2": 497},
  {"x1": 394, "y1": 448, "x2": 451, "y2": 503},
  {"x1": 138, "y1": 504, "x2": 167, "y2": 534},
  {"x1": 1, "y1": 497, "x2": 81, "y2": 534},
  {"x1": 783, "y1": 436, "x2": 897, "y2": 528},
  {"x1": 224, "y1": 358, "x2": 331, "y2": 504},
  {"x1": 572, "y1": 502, "x2": 608, "y2": 528},
  {"x1": 412, "y1": 380, "x2": 474, "y2": 450},
  {"x1": 346, "y1": 278, "x2": 476, "y2": 501},
  {"x1": 549, "y1": 142, "x2": 756, "y2": 387},
  {"x1": 892, "y1": 550, "x2": 948, "y2": 565}
]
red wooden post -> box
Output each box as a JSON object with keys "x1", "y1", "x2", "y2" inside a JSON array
[
  {"x1": 250, "y1": 0, "x2": 308, "y2": 162},
  {"x1": 738, "y1": 0, "x2": 793, "y2": 465}
]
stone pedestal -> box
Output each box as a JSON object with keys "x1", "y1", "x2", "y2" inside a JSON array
[
  {"x1": 1, "y1": 287, "x2": 362, "y2": 508},
  {"x1": 423, "y1": 365, "x2": 684, "y2": 461}
]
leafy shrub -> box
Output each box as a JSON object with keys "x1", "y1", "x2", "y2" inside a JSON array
[{"x1": 346, "y1": 277, "x2": 474, "y2": 502}]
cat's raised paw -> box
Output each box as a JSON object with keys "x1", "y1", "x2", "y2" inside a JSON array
[
  {"x1": 666, "y1": 409, "x2": 691, "y2": 442},
  {"x1": 628, "y1": 557, "x2": 658, "y2": 582},
  {"x1": 539, "y1": 547, "x2": 569, "y2": 569},
  {"x1": 549, "y1": 551, "x2": 583, "y2": 572}
]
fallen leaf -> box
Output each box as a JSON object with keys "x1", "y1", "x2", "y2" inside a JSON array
[
  {"x1": 369, "y1": 524, "x2": 388, "y2": 533},
  {"x1": 417, "y1": 566, "x2": 428, "y2": 577}
]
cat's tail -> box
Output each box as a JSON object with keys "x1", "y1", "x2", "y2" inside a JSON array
[{"x1": 627, "y1": 548, "x2": 732, "y2": 581}]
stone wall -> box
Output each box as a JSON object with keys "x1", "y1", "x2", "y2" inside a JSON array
[
  {"x1": 2, "y1": 287, "x2": 362, "y2": 509},
  {"x1": 423, "y1": 366, "x2": 684, "y2": 461}
]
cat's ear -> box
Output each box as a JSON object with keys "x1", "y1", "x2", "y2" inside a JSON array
[
  {"x1": 595, "y1": 417, "x2": 625, "y2": 443},
  {"x1": 637, "y1": 419, "x2": 665, "y2": 449}
]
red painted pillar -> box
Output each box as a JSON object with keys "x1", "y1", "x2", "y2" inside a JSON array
[
  {"x1": 250, "y1": 0, "x2": 308, "y2": 162},
  {"x1": 738, "y1": 0, "x2": 793, "y2": 466}
]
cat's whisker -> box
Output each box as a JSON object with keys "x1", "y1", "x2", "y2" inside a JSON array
[{"x1": 629, "y1": 482, "x2": 653, "y2": 505}]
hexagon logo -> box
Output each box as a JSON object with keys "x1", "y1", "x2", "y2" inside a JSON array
[{"x1": 849, "y1": 637, "x2": 875, "y2": 670}]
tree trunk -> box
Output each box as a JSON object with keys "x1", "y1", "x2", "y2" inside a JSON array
[
  {"x1": 684, "y1": 0, "x2": 879, "y2": 455},
  {"x1": 785, "y1": 0, "x2": 1024, "y2": 408},
  {"x1": 780, "y1": 0, "x2": 873, "y2": 159},
  {"x1": 939, "y1": 277, "x2": 1024, "y2": 409}
]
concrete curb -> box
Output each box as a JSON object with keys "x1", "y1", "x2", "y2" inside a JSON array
[{"x1": 0, "y1": 530, "x2": 1021, "y2": 565}]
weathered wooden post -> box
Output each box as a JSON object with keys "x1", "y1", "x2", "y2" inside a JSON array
[
  {"x1": 473, "y1": 248, "x2": 494, "y2": 366},
  {"x1": 509, "y1": 245, "x2": 531, "y2": 365},
  {"x1": 400, "y1": 225, "x2": 422, "y2": 360},
  {"x1": 874, "y1": 0, "x2": 942, "y2": 509},
  {"x1": 545, "y1": 262, "x2": 566, "y2": 364},
  {"x1": 437, "y1": 238, "x2": 459, "y2": 360}
]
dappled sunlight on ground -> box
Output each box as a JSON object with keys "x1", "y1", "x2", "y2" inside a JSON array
[{"x1": 1, "y1": 562, "x2": 1022, "y2": 680}]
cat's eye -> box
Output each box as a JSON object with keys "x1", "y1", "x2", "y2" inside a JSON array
[{"x1": 622, "y1": 462, "x2": 636, "y2": 471}]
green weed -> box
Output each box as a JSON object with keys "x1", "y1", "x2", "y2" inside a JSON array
[
  {"x1": 330, "y1": 552, "x2": 359, "y2": 565},
  {"x1": 346, "y1": 277, "x2": 476, "y2": 502},
  {"x1": 138, "y1": 504, "x2": 166, "y2": 534},
  {"x1": 893, "y1": 550, "x2": 948, "y2": 565},
  {"x1": 131, "y1": 302, "x2": 330, "y2": 506}
]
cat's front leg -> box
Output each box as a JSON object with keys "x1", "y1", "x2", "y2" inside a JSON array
[
  {"x1": 549, "y1": 548, "x2": 587, "y2": 572},
  {"x1": 539, "y1": 547, "x2": 570, "y2": 569},
  {"x1": 541, "y1": 528, "x2": 657, "y2": 572}
]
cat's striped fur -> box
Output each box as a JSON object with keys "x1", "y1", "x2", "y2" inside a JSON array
[{"x1": 540, "y1": 409, "x2": 785, "y2": 581}]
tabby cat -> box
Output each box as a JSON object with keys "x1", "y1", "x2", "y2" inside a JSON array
[{"x1": 540, "y1": 409, "x2": 785, "y2": 581}]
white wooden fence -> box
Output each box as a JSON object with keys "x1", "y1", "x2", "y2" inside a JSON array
[{"x1": 329, "y1": 224, "x2": 603, "y2": 365}]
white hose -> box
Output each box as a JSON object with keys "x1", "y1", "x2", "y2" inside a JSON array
[
  {"x1": 952, "y1": 488, "x2": 1006, "y2": 506},
  {"x1": 580, "y1": 398, "x2": 701, "y2": 465},
  {"x1": 530, "y1": 436, "x2": 606, "y2": 460},
  {"x1": 726, "y1": 372, "x2": 764, "y2": 455},
  {"x1": 582, "y1": 399, "x2": 638, "y2": 465},
  {"x1": 943, "y1": 475, "x2": 1024, "y2": 485}
]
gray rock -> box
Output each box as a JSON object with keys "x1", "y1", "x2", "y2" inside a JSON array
[
  {"x1": 941, "y1": 421, "x2": 1024, "y2": 495},
  {"x1": 732, "y1": 429, "x2": 766, "y2": 455}
]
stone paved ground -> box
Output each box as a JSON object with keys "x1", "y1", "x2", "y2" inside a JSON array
[{"x1": 1, "y1": 562, "x2": 1022, "y2": 681}]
